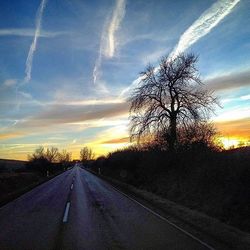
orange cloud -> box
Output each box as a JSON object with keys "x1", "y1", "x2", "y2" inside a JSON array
[
  {"x1": 0, "y1": 132, "x2": 25, "y2": 140},
  {"x1": 215, "y1": 117, "x2": 250, "y2": 139},
  {"x1": 100, "y1": 137, "x2": 129, "y2": 144}
]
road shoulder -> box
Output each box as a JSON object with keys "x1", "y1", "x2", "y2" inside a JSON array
[
  {"x1": 0, "y1": 169, "x2": 69, "y2": 208},
  {"x1": 86, "y1": 169, "x2": 250, "y2": 250}
]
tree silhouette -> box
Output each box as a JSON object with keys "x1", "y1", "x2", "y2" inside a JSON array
[
  {"x1": 80, "y1": 146, "x2": 95, "y2": 163},
  {"x1": 129, "y1": 53, "x2": 218, "y2": 151}
]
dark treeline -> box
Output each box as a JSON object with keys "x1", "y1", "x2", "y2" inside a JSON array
[
  {"x1": 90, "y1": 145, "x2": 250, "y2": 233},
  {"x1": 26, "y1": 146, "x2": 72, "y2": 175},
  {"x1": 90, "y1": 53, "x2": 249, "y2": 233}
]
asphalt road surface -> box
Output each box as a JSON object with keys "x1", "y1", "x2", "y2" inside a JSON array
[{"x1": 0, "y1": 166, "x2": 214, "y2": 250}]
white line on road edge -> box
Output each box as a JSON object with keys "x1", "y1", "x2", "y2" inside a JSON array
[
  {"x1": 71, "y1": 183, "x2": 74, "y2": 190},
  {"x1": 63, "y1": 202, "x2": 71, "y2": 223},
  {"x1": 110, "y1": 185, "x2": 215, "y2": 250}
]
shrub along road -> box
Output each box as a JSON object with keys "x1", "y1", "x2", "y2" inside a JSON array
[{"x1": 0, "y1": 165, "x2": 213, "y2": 250}]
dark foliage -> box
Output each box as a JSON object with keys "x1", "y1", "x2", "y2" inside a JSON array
[
  {"x1": 80, "y1": 146, "x2": 95, "y2": 163},
  {"x1": 90, "y1": 145, "x2": 250, "y2": 233},
  {"x1": 26, "y1": 146, "x2": 72, "y2": 175}
]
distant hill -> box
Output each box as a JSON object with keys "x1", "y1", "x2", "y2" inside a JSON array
[
  {"x1": 0, "y1": 159, "x2": 27, "y2": 172},
  {"x1": 225, "y1": 146, "x2": 250, "y2": 155}
]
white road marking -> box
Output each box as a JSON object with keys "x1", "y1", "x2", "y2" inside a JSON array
[
  {"x1": 99, "y1": 176, "x2": 215, "y2": 250},
  {"x1": 71, "y1": 183, "x2": 74, "y2": 190},
  {"x1": 63, "y1": 202, "x2": 71, "y2": 223}
]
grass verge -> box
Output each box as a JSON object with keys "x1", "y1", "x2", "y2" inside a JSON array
[
  {"x1": 0, "y1": 171, "x2": 66, "y2": 208},
  {"x1": 88, "y1": 169, "x2": 250, "y2": 250}
]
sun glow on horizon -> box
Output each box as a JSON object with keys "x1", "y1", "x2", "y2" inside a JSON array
[{"x1": 218, "y1": 136, "x2": 250, "y2": 149}]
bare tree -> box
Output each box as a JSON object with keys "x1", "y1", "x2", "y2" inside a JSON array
[
  {"x1": 28, "y1": 146, "x2": 45, "y2": 161},
  {"x1": 45, "y1": 147, "x2": 59, "y2": 163},
  {"x1": 129, "y1": 53, "x2": 218, "y2": 151},
  {"x1": 28, "y1": 146, "x2": 59, "y2": 163},
  {"x1": 58, "y1": 149, "x2": 72, "y2": 163},
  {"x1": 80, "y1": 146, "x2": 95, "y2": 162}
]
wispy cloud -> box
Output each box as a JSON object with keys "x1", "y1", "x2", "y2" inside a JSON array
[
  {"x1": 0, "y1": 100, "x2": 129, "y2": 146},
  {"x1": 0, "y1": 28, "x2": 67, "y2": 38},
  {"x1": 101, "y1": 137, "x2": 129, "y2": 144},
  {"x1": 0, "y1": 132, "x2": 25, "y2": 140},
  {"x1": 24, "y1": 0, "x2": 48, "y2": 83},
  {"x1": 2, "y1": 101, "x2": 129, "y2": 132},
  {"x1": 215, "y1": 117, "x2": 250, "y2": 138},
  {"x1": 240, "y1": 95, "x2": 250, "y2": 101},
  {"x1": 93, "y1": 0, "x2": 126, "y2": 85},
  {"x1": 120, "y1": 0, "x2": 240, "y2": 98},
  {"x1": 3, "y1": 79, "x2": 18, "y2": 87},
  {"x1": 106, "y1": 0, "x2": 126, "y2": 58},
  {"x1": 169, "y1": 0, "x2": 240, "y2": 59},
  {"x1": 206, "y1": 69, "x2": 250, "y2": 91},
  {"x1": 214, "y1": 106, "x2": 250, "y2": 123}
]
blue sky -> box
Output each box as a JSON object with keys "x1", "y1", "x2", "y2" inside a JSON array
[{"x1": 0, "y1": 0, "x2": 249, "y2": 159}]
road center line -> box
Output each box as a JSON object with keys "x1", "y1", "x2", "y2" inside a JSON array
[
  {"x1": 63, "y1": 202, "x2": 71, "y2": 223},
  {"x1": 71, "y1": 183, "x2": 74, "y2": 190}
]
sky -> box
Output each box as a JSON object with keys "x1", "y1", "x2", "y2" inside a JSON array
[{"x1": 0, "y1": 0, "x2": 249, "y2": 160}]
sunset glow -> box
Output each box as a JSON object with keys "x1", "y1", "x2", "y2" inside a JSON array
[
  {"x1": 219, "y1": 137, "x2": 250, "y2": 150},
  {"x1": 0, "y1": 0, "x2": 249, "y2": 160}
]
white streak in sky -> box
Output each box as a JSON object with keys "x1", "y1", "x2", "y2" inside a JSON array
[
  {"x1": 106, "y1": 0, "x2": 126, "y2": 58},
  {"x1": 0, "y1": 28, "x2": 67, "y2": 38},
  {"x1": 169, "y1": 0, "x2": 240, "y2": 59},
  {"x1": 24, "y1": 0, "x2": 48, "y2": 83},
  {"x1": 120, "y1": 0, "x2": 240, "y2": 98},
  {"x1": 93, "y1": 0, "x2": 126, "y2": 85}
]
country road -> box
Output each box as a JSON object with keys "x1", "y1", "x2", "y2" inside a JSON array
[{"x1": 0, "y1": 166, "x2": 214, "y2": 250}]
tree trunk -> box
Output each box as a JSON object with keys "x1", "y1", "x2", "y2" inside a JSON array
[{"x1": 169, "y1": 116, "x2": 177, "y2": 152}]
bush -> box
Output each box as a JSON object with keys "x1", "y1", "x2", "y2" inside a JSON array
[{"x1": 90, "y1": 145, "x2": 250, "y2": 232}]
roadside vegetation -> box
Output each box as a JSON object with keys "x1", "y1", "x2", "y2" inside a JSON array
[
  {"x1": 88, "y1": 53, "x2": 250, "y2": 233},
  {"x1": 0, "y1": 147, "x2": 73, "y2": 206},
  {"x1": 27, "y1": 146, "x2": 72, "y2": 175}
]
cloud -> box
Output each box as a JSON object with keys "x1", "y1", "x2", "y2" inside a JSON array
[
  {"x1": 214, "y1": 106, "x2": 250, "y2": 123},
  {"x1": 52, "y1": 98, "x2": 124, "y2": 106},
  {"x1": 119, "y1": 0, "x2": 240, "y2": 98},
  {"x1": 0, "y1": 28, "x2": 67, "y2": 38},
  {"x1": 215, "y1": 117, "x2": 250, "y2": 138},
  {"x1": 85, "y1": 124, "x2": 130, "y2": 155},
  {"x1": 0, "y1": 100, "x2": 129, "y2": 143},
  {"x1": 169, "y1": 0, "x2": 240, "y2": 59},
  {"x1": 101, "y1": 137, "x2": 129, "y2": 144},
  {"x1": 93, "y1": 0, "x2": 126, "y2": 85},
  {"x1": 0, "y1": 83, "x2": 42, "y2": 120},
  {"x1": 27, "y1": 102, "x2": 129, "y2": 126},
  {"x1": 0, "y1": 132, "x2": 25, "y2": 140},
  {"x1": 5, "y1": 101, "x2": 129, "y2": 133},
  {"x1": 206, "y1": 69, "x2": 250, "y2": 91},
  {"x1": 3, "y1": 79, "x2": 18, "y2": 87},
  {"x1": 240, "y1": 95, "x2": 250, "y2": 100},
  {"x1": 24, "y1": 0, "x2": 48, "y2": 83},
  {"x1": 106, "y1": 0, "x2": 126, "y2": 58}
]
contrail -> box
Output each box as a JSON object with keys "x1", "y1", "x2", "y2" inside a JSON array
[
  {"x1": 120, "y1": 0, "x2": 240, "y2": 98},
  {"x1": 169, "y1": 0, "x2": 240, "y2": 59},
  {"x1": 24, "y1": 0, "x2": 48, "y2": 83},
  {"x1": 93, "y1": 0, "x2": 126, "y2": 85},
  {"x1": 0, "y1": 28, "x2": 67, "y2": 38},
  {"x1": 106, "y1": 0, "x2": 126, "y2": 58}
]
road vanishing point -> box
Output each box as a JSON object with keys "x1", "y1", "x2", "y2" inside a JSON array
[{"x1": 0, "y1": 165, "x2": 214, "y2": 250}]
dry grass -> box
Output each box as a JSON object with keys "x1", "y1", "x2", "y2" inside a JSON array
[{"x1": 90, "y1": 170, "x2": 250, "y2": 250}]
